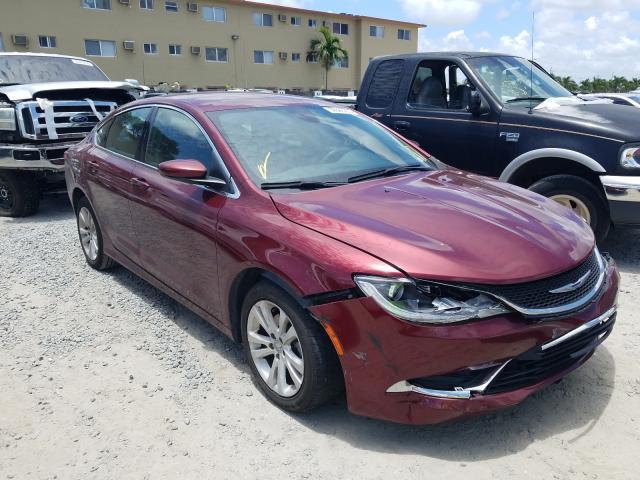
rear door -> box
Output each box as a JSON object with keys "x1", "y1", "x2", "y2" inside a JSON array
[
  {"x1": 390, "y1": 60, "x2": 499, "y2": 174},
  {"x1": 128, "y1": 106, "x2": 229, "y2": 319},
  {"x1": 358, "y1": 58, "x2": 406, "y2": 127},
  {"x1": 85, "y1": 107, "x2": 152, "y2": 260}
]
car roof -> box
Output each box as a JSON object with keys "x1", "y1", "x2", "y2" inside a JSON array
[
  {"x1": 0, "y1": 51, "x2": 92, "y2": 62},
  {"x1": 582, "y1": 93, "x2": 636, "y2": 98},
  {"x1": 371, "y1": 51, "x2": 523, "y2": 62},
  {"x1": 136, "y1": 92, "x2": 336, "y2": 112}
]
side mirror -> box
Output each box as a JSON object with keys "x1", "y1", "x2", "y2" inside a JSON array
[
  {"x1": 468, "y1": 90, "x2": 489, "y2": 115},
  {"x1": 158, "y1": 159, "x2": 226, "y2": 187}
]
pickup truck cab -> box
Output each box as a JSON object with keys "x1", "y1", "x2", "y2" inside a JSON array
[
  {"x1": 0, "y1": 52, "x2": 143, "y2": 217},
  {"x1": 357, "y1": 52, "x2": 640, "y2": 242}
]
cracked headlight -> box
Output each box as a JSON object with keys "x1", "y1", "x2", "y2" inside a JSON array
[{"x1": 353, "y1": 275, "x2": 510, "y2": 324}]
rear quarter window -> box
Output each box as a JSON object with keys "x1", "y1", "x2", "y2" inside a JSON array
[{"x1": 365, "y1": 59, "x2": 404, "y2": 109}]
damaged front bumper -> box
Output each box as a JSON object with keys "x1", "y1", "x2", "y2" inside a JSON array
[
  {"x1": 309, "y1": 257, "x2": 619, "y2": 424},
  {"x1": 0, "y1": 142, "x2": 76, "y2": 171}
]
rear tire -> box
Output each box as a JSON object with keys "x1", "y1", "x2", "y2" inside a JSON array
[
  {"x1": 75, "y1": 197, "x2": 116, "y2": 271},
  {"x1": 529, "y1": 174, "x2": 610, "y2": 244},
  {"x1": 241, "y1": 281, "x2": 343, "y2": 413},
  {"x1": 0, "y1": 171, "x2": 40, "y2": 217}
]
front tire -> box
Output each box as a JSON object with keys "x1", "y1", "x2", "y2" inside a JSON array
[
  {"x1": 0, "y1": 171, "x2": 40, "y2": 217},
  {"x1": 529, "y1": 174, "x2": 610, "y2": 244},
  {"x1": 75, "y1": 197, "x2": 116, "y2": 270},
  {"x1": 241, "y1": 281, "x2": 343, "y2": 413}
]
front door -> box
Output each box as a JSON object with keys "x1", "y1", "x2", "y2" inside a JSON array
[
  {"x1": 84, "y1": 107, "x2": 153, "y2": 260},
  {"x1": 391, "y1": 60, "x2": 499, "y2": 175},
  {"x1": 128, "y1": 107, "x2": 229, "y2": 319}
]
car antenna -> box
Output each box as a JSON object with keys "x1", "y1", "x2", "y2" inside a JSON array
[{"x1": 529, "y1": 11, "x2": 535, "y2": 114}]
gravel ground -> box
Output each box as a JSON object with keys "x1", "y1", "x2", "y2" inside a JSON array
[{"x1": 1, "y1": 194, "x2": 639, "y2": 480}]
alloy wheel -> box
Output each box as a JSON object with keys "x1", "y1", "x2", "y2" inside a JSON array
[
  {"x1": 549, "y1": 194, "x2": 592, "y2": 224},
  {"x1": 246, "y1": 300, "x2": 305, "y2": 397},
  {"x1": 78, "y1": 206, "x2": 99, "y2": 261}
]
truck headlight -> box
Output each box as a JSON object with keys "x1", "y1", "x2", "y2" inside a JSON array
[
  {"x1": 0, "y1": 107, "x2": 17, "y2": 131},
  {"x1": 353, "y1": 275, "x2": 510, "y2": 324},
  {"x1": 621, "y1": 146, "x2": 640, "y2": 169}
]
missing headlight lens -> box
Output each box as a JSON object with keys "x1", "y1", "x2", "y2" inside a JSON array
[{"x1": 353, "y1": 275, "x2": 510, "y2": 324}]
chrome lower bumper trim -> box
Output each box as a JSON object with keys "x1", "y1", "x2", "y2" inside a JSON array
[
  {"x1": 601, "y1": 175, "x2": 640, "y2": 203},
  {"x1": 387, "y1": 307, "x2": 616, "y2": 400},
  {"x1": 541, "y1": 307, "x2": 616, "y2": 351},
  {"x1": 0, "y1": 142, "x2": 75, "y2": 171}
]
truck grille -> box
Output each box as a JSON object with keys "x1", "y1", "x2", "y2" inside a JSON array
[{"x1": 16, "y1": 100, "x2": 117, "y2": 141}]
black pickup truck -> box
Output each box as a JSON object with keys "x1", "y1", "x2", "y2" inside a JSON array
[{"x1": 357, "y1": 52, "x2": 640, "y2": 242}]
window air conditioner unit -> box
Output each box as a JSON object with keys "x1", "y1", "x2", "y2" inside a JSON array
[
  {"x1": 187, "y1": 2, "x2": 199, "y2": 12},
  {"x1": 119, "y1": 0, "x2": 131, "y2": 5},
  {"x1": 190, "y1": 46, "x2": 201, "y2": 55},
  {"x1": 279, "y1": 52, "x2": 288, "y2": 60},
  {"x1": 12, "y1": 34, "x2": 28, "y2": 46},
  {"x1": 278, "y1": 14, "x2": 287, "y2": 22},
  {"x1": 123, "y1": 40, "x2": 135, "y2": 51}
]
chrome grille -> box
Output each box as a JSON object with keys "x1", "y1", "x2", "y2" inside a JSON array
[{"x1": 16, "y1": 100, "x2": 117, "y2": 141}]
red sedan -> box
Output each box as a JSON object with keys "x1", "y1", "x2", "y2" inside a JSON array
[{"x1": 65, "y1": 93, "x2": 618, "y2": 424}]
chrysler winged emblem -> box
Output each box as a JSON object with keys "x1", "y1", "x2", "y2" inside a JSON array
[{"x1": 549, "y1": 270, "x2": 591, "y2": 294}]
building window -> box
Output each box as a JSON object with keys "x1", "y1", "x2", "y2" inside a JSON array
[
  {"x1": 38, "y1": 35, "x2": 57, "y2": 48},
  {"x1": 205, "y1": 47, "x2": 228, "y2": 62},
  {"x1": 332, "y1": 22, "x2": 349, "y2": 35},
  {"x1": 369, "y1": 25, "x2": 384, "y2": 38},
  {"x1": 253, "y1": 13, "x2": 273, "y2": 27},
  {"x1": 291, "y1": 53, "x2": 301, "y2": 62},
  {"x1": 168, "y1": 44, "x2": 182, "y2": 55},
  {"x1": 164, "y1": 1, "x2": 178, "y2": 12},
  {"x1": 306, "y1": 52, "x2": 318, "y2": 63},
  {"x1": 254, "y1": 50, "x2": 274, "y2": 64},
  {"x1": 84, "y1": 39, "x2": 116, "y2": 57},
  {"x1": 0, "y1": 34, "x2": 4, "y2": 52},
  {"x1": 203, "y1": 6, "x2": 226, "y2": 22},
  {"x1": 333, "y1": 57, "x2": 349, "y2": 69},
  {"x1": 140, "y1": 0, "x2": 153, "y2": 9},
  {"x1": 143, "y1": 43, "x2": 158, "y2": 54},
  {"x1": 83, "y1": 0, "x2": 111, "y2": 9},
  {"x1": 308, "y1": 19, "x2": 317, "y2": 28},
  {"x1": 290, "y1": 16, "x2": 301, "y2": 26},
  {"x1": 398, "y1": 29, "x2": 411, "y2": 40}
]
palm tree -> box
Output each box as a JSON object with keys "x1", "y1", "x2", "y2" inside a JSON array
[{"x1": 307, "y1": 26, "x2": 348, "y2": 91}]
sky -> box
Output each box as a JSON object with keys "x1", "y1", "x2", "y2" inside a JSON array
[{"x1": 256, "y1": 0, "x2": 640, "y2": 81}]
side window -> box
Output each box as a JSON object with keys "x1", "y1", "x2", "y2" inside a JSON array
[
  {"x1": 95, "y1": 118, "x2": 113, "y2": 147},
  {"x1": 145, "y1": 108, "x2": 225, "y2": 178},
  {"x1": 408, "y1": 61, "x2": 446, "y2": 109},
  {"x1": 103, "y1": 108, "x2": 152, "y2": 158},
  {"x1": 365, "y1": 59, "x2": 404, "y2": 109},
  {"x1": 445, "y1": 65, "x2": 473, "y2": 110}
]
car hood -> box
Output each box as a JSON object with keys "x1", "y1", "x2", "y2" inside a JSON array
[
  {"x1": 506, "y1": 99, "x2": 640, "y2": 142},
  {"x1": 272, "y1": 171, "x2": 594, "y2": 284},
  {"x1": 0, "y1": 81, "x2": 144, "y2": 102}
]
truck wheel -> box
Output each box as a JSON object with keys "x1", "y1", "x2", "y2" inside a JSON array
[
  {"x1": 0, "y1": 171, "x2": 41, "y2": 217},
  {"x1": 529, "y1": 174, "x2": 610, "y2": 244}
]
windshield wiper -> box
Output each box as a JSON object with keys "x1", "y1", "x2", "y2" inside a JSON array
[
  {"x1": 347, "y1": 165, "x2": 430, "y2": 183},
  {"x1": 506, "y1": 96, "x2": 547, "y2": 103},
  {"x1": 261, "y1": 180, "x2": 347, "y2": 191}
]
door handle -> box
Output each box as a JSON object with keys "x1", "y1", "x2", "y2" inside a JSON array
[
  {"x1": 131, "y1": 177, "x2": 150, "y2": 191},
  {"x1": 87, "y1": 160, "x2": 99, "y2": 174},
  {"x1": 394, "y1": 120, "x2": 411, "y2": 131}
]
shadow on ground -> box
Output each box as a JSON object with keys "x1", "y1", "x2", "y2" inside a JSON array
[
  {"x1": 5, "y1": 193, "x2": 74, "y2": 224},
  {"x1": 602, "y1": 225, "x2": 640, "y2": 274},
  {"x1": 107, "y1": 258, "x2": 617, "y2": 462}
]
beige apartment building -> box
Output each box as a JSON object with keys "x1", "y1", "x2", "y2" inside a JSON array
[{"x1": 0, "y1": 0, "x2": 423, "y2": 91}]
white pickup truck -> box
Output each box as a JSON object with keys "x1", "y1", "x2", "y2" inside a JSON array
[{"x1": 0, "y1": 52, "x2": 144, "y2": 217}]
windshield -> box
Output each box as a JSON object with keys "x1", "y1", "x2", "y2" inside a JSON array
[
  {"x1": 207, "y1": 105, "x2": 434, "y2": 188},
  {"x1": 466, "y1": 56, "x2": 572, "y2": 105},
  {"x1": 0, "y1": 55, "x2": 109, "y2": 84}
]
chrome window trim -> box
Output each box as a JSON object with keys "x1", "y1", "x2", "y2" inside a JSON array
[{"x1": 92, "y1": 103, "x2": 240, "y2": 199}]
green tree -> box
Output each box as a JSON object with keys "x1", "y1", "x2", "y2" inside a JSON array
[{"x1": 307, "y1": 26, "x2": 348, "y2": 91}]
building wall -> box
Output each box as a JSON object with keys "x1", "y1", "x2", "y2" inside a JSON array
[{"x1": 0, "y1": 0, "x2": 421, "y2": 91}]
